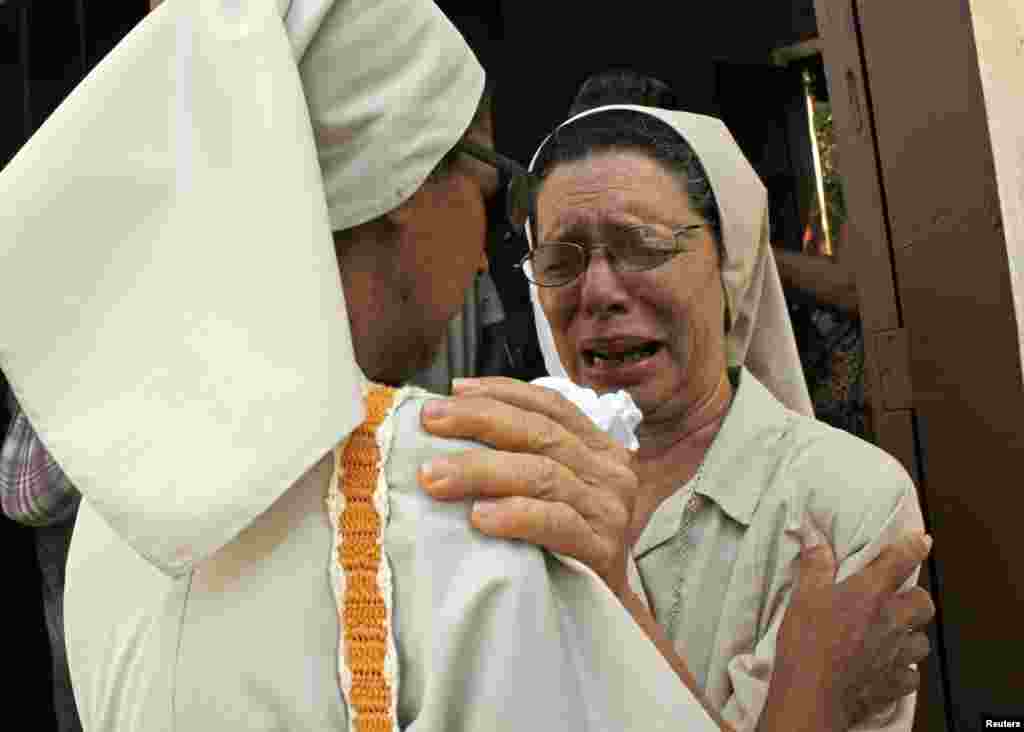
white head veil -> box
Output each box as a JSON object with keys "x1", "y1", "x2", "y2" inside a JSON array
[
  {"x1": 0, "y1": 0, "x2": 484, "y2": 574},
  {"x1": 525, "y1": 105, "x2": 813, "y2": 416}
]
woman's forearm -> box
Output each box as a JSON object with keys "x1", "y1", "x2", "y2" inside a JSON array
[{"x1": 758, "y1": 659, "x2": 846, "y2": 732}]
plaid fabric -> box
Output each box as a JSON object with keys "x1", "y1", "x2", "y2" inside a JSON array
[{"x1": 1, "y1": 391, "x2": 80, "y2": 527}]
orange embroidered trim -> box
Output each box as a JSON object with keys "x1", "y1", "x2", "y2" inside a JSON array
[{"x1": 337, "y1": 385, "x2": 397, "y2": 732}]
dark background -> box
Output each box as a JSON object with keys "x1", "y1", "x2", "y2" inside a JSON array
[{"x1": 1, "y1": 2, "x2": 149, "y2": 725}]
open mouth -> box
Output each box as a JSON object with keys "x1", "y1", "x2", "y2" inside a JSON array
[{"x1": 582, "y1": 342, "x2": 662, "y2": 368}]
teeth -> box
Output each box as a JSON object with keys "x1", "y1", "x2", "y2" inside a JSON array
[{"x1": 588, "y1": 344, "x2": 658, "y2": 367}]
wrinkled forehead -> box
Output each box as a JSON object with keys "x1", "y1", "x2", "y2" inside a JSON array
[
  {"x1": 525, "y1": 105, "x2": 714, "y2": 243},
  {"x1": 526, "y1": 105, "x2": 764, "y2": 254},
  {"x1": 534, "y1": 149, "x2": 695, "y2": 238}
]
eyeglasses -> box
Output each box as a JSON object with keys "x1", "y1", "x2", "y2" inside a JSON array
[
  {"x1": 454, "y1": 139, "x2": 538, "y2": 234},
  {"x1": 452, "y1": 141, "x2": 707, "y2": 287},
  {"x1": 515, "y1": 224, "x2": 708, "y2": 287}
]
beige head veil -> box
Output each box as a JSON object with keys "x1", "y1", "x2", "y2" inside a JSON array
[
  {"x1": 525, "y1": 105, "x2": 813, "y2": 416},
  {"x1": 0, "y1": 0, "x2": 484, "y2": 574}
]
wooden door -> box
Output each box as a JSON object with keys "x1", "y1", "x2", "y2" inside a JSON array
[{"x1": 814, "y1": 1, "x2": 1024, "y2": 730}]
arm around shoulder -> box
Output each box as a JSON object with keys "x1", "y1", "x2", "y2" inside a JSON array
[
  {"x1": 781, "y1": 426, "x2": 925, "y2": 731},
  {"x1": 719, "y1": 425, "x2": 923, "y2": 732}
]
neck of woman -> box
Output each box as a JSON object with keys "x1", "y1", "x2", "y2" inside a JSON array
[
  {"x1": 626, "y1": 370, "x2": 734, "y2": 547},
  {"x1": 635, "y1": 369, "x2": 733, "y2": 464}
]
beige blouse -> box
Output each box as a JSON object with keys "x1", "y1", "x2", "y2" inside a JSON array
[{"x1": 628, "y1": 368, "x2": 923, "y2": 731}]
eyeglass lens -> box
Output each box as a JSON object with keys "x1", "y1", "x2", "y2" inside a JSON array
[{"x1": 528, "y1": 240, "x2": 679, "y2": 285}]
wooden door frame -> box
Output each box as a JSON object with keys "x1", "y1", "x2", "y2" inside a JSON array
[
  {"x1": 811, "y1": 1, "x2": 949, "y2": 730},
  {"x1": 814, "y1": 0, "x2": 1024, "y2": 729}
]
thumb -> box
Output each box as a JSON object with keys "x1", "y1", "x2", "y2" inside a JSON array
[
  {"x1": 791, "y1": 514, "x2": 837, "y2": 593},
  {"x1": 869, "y1": 529, "x2": 933, "y2": 595}
]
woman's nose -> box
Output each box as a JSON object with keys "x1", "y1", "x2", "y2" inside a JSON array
[
  {"x1": 578, "y1": 248, "x2": 630, "y2": 316},
  {"x1": 582, "y1": 246, "x2": 622, "y2": 277}
]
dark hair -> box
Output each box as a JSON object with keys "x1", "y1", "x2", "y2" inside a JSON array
[
  {"x1": 568, "y1": 69, "x2": 681, "y2": 118},
  {"x1": 534, "y1": 70, "x2": 722, "y2": 246}
]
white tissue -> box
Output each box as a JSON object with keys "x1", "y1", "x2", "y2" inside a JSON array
[{"x1": 531, "y1": 377, "x2": 643, "y2": 451}]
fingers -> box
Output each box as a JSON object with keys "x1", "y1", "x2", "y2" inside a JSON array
[
  {"x1": 419, "y1": 448, "x2": 629, "y2": 560},
  {"x1": 863, "y1": 531, "x2": 933, "y2": 595},
  {"x1": 791, "y1": 515, "x2": 838, "y2": 593},
  {"x1": 450, "y1": 377, "x2": 631, "y2": 463},
  {"x1": 419, "y1": 448, "x2": 606, "y2": 520},
  {"x1": 421, "y1": 394, "x2": 631, "y2": 496},
  {"x1": 893, "y1": 631, "x2": 931, "y2": 667},
  {"x1": 883, "y1": 586, "x2": 936, "y2": 632},
  {"x1": 423, "y1": 393, "x2": 564, "y2": 453},
  {"x1": 469, "y1": 495, "x2": 612, "y2": 573},
  {"x1": 419, "y1": 382, "x2": 637, "y2": 594},
  {"x1": 856, "y1": 664, "x2": 920, "y2": 723},
  {"x1": 884, "y1": 665, "x2": 920, "y2": 700}
]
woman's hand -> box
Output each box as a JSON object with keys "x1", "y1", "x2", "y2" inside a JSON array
[
  {"x1": 418, "y1": 376, "x2": 638, "y2": 598},
  {"x1": 764, "y1": 527, "x2": 935, "y2": 731}
]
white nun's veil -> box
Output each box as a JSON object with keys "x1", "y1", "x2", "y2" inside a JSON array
[{"x1": 0, "y1": 0, "x2": 484, "y2": 575}]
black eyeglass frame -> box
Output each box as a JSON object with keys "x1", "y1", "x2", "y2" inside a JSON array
[
  {"x1": 454, "y1": 139, "x2": 539, "y2": 241},
  {"x1": 515, "y1": 224, "x2": 709, "y2": 287}
]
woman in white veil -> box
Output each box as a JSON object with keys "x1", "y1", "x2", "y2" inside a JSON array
[{"x1": 508, "y1": 71, "x2": 928, "y2": 731}]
